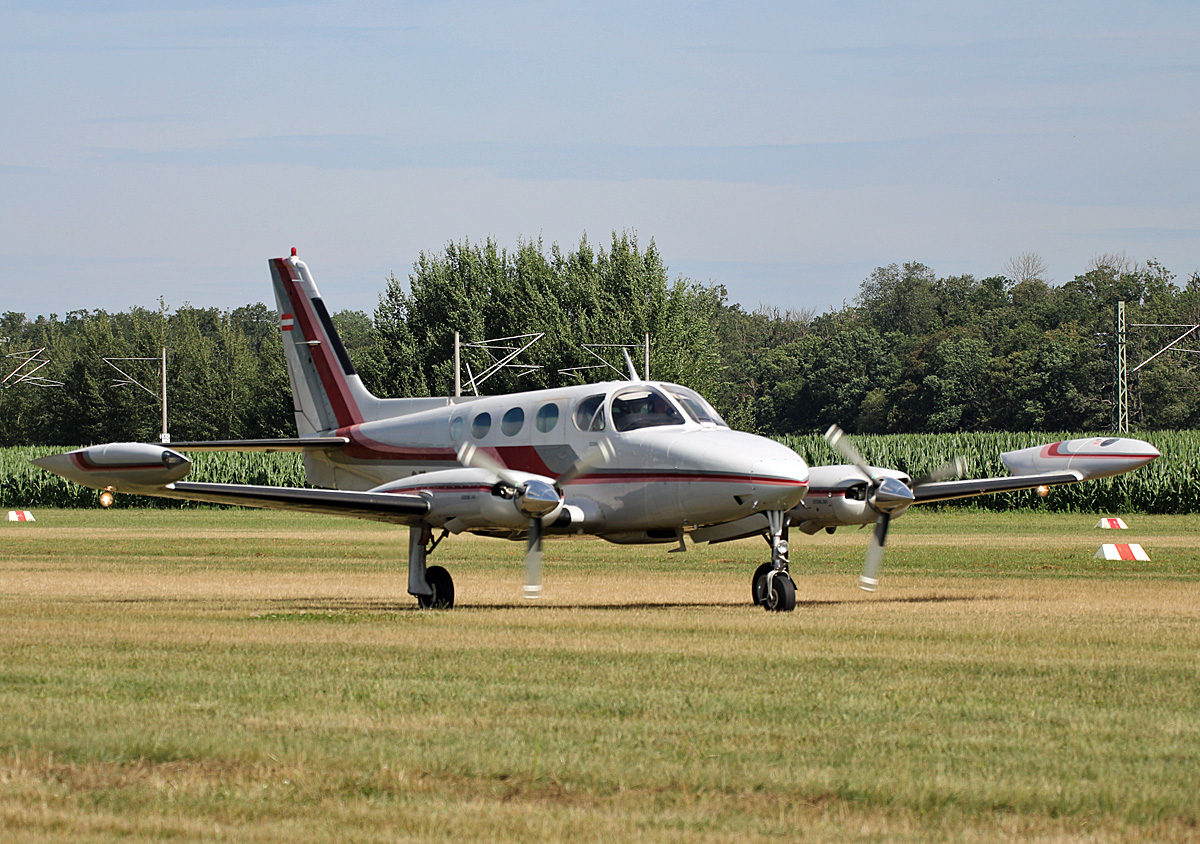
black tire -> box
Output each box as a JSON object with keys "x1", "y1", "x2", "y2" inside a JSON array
[
  {"x1": 417, "y1": 565, "x2": 455, "y2": 609},
  {"x1": 756, "y1": 570, "x2": 796, "y2": 612},
  {"x1": 751, "y1": 563, "x2": 773, "y2": 606}
]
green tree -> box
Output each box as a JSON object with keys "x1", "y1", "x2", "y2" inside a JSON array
[{"x1": 373, "y1": 232, "x2": 729, "y2": 401}]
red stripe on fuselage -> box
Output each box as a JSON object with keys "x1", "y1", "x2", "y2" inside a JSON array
[
  {"x1": 335, "y1": 434, "x2": 561, "y2": 475},
  {"x1": 337, "y1": 427, "x2": 458, "y2": 462},
  {"x1": 272, "y1": 258, "x2": 363, "y2": 429},
  {"x1": 329, "y1": 429, "x2": 809, "y2": 490},
  {"x1": 493, "y1": 446, "x2": 555, "y2": 476}
]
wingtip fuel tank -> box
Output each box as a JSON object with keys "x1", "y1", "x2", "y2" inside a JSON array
[
  {"x1": 31, "y1": 443, "x2": 192, "y2": 491},
  {"x1": 1000, "y1": 437, "x2": 1159, "y2": 480}
]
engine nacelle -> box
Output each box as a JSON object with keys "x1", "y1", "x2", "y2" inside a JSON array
[
  {"x1": 31, "y1": 443, "x2": 191, "y2": 491},
  {"x1": 372, "y1": 468, "x2": 564, "y2": 533},
  {"x1": 789, "y1": 464, "x2": 912, "y2": 533}
]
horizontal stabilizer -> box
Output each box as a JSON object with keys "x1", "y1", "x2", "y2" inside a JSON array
[{"x1": 164, "y1": 437, "x2": 350, "y2": 452}]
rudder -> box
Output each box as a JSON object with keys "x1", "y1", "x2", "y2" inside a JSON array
[{"x1": 269, "y1": 252, "x2": 374, "y2": 436}]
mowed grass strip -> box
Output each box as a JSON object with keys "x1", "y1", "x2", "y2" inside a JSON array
[{"x1": 1, "y1": 509, "x2": 1198, "y2": 843}]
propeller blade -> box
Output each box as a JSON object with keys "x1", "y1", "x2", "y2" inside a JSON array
[
  {"x1": 825, "y1": 424, "x2": 875, "y2": 481},
  {"x1": 825, "y1": 425, "x2": 912, "y2": 592},
  {"x1": 524, "y1": 517, "x2": 543, "y2": 599},
  {"x1": 456, "y1": 443, "x2": 523, "y2": 487},
  {"x1": 556, "y1": 438, "x2": 615, "y2": 487},
  {"x1": 860, "y1": 513, "x2": 891, "y2": 592},
  {"x1": 910, "y1": 456, "x2": 967, "y2": 488},
  {"x1": 462, "y1": 439, "x2": 615, "y2": 602}
]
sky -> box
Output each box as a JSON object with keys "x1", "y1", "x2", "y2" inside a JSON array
[{"x1": 3, "y1": 1, "x2": 1199, "y2": 321}]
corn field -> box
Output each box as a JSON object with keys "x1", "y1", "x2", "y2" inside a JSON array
[{"x1": 2, "y1": 431, "x2": 1198, "y2": 513}]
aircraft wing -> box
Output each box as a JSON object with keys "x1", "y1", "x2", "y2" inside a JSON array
[
  {"x1": 163, "y1": 437, "x2": 349, "y2": 452},
  {"x1": 29, "y1": 443, "x2": 429, "y2": 527},
  {"x1": 780, "y1": 433, "x2": 1160, "y2": 542},
  {"x1": 156, "y1": 481, "x2": 430, "y2": 525},
  {"x1": 910, "y1": 470, "x2": 1083, "y2": 504},
  {"x1": 907, "y1": 435, "x2": 1162, "y2": 504}
]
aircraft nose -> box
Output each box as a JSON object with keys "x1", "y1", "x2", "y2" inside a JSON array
[{"x1": 751, "y1": 456, "x2": 810, "y2": 510}]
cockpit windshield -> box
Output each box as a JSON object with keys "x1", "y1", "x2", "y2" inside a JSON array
[
  {"x1": 665, "y1": 386, "x2": 728, "y2": 427},
  {"x1": 610, "y1": 386, "x2": 686, "y2": 432}
]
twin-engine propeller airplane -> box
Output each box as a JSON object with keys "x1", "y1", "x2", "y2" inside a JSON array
[{"x1": 32, "y1": 251, "x2": 1161, "y2": 611}]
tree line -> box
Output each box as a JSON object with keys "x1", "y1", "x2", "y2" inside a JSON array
[{"x1": 2, "y1": 234, "x2": 1198, "y2": 446}]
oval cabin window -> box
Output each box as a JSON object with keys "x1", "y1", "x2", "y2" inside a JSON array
[
  {"x1": 536, "y1": 403, "x2": 559, "y2": 433},
  {"x1": 502, "y1": 407, "x2": 525, "y2": 436},
  {"x1": 471, "y1": 412, "x2": 492, "y2": 439}
]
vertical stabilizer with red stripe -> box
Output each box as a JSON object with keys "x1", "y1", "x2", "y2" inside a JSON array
[{"x1": 269, "y1": 254, "x2": 375, "y2": 435}]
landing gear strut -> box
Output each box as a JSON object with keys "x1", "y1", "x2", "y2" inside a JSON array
[
  {"x1": 752, "y1": 510, "x2": 796, "y2": 612},
  {"x1": 408, "y1": 524, "x2": 454, "y2": 609}
]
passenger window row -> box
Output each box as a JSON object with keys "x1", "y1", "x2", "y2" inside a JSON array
[
  {"x1": 451, "y1": 402, "x2": 564, "y2": 442},
  {"x1": 449, "y1": 386, "x2": 720, "y2": 443}
]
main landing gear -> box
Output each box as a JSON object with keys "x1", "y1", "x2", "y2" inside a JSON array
[
  {"x1": 752, "y1": 510, "x2": 796, "y2": 612},
  {"x1": 408, "y1": 515, "x2": 797, "y2": 612},
  {"x1": 408, "y1": 524, "x2": 454, "y2": 609}
]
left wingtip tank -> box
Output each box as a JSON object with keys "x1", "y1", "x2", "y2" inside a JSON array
[
  {"x1": 31, "y1": 443, "x2": 192, "y2": 490},
  {"x1": 1001, "y1": 436, "x2": 1159, "y2": 480}
]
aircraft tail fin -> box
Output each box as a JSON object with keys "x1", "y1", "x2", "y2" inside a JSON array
[{"x1": 269, "y1": 252, "x2": 377, "y2": 435}]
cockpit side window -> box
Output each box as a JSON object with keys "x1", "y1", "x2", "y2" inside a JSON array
[
  {"x1": 611, "y1": 387, "x2": 685, "y2": 432},
  {"x1": 573, "y1": 394, "x2": 607, "y2": 432},
  {"x1": 666, "y1": 386, "x2": 728, "y2": 428}
]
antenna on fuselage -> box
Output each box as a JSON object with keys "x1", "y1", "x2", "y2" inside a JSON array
[
  {"x1": 453, "y1": 332, "x2": 544, "y2": 397},
  {"x1": 559, "y1": 334, "x2": 651, "y2": 382},
  {"x1": 622, "y1": 348, "x2": 641, "y2": 381}
]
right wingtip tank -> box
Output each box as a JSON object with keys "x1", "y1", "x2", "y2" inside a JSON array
[{"x1": 1001, "y1": 436, "x2": 1159, "y2": 480}]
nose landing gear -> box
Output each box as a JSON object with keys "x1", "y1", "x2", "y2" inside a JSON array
[{"x1": 752, "y1": 510, "x2": 796, "y2": 612}]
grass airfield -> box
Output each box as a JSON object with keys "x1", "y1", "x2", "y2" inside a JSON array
[{"x1": 2, "y1": 508, "x2": 1199, "y2": 843}]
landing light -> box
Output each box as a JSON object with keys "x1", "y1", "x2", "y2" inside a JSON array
[
  {"x1": 99, "y1": 488, "x2": 115, "y2": 508},
  {"x1": 1037, "y1": 485, "x2": 1050, "y2": 497}
]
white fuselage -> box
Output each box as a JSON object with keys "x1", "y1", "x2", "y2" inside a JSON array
[{"x1": 304, "y1": 380, "x2": 811, "y2": 539}]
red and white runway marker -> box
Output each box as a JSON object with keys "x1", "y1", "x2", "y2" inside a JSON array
[
  {"x1": 1094, "y1": 543, "x2": 1149, "y2": 561},
  {"x1": 6, "y1": 510, "x2": 35, "y2": 522},
  {"x1": 1095, "y1": 518, "x2": 1128, "y2": 529}
]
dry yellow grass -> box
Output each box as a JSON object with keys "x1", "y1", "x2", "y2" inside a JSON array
[{"x1": 1, "y1": 508, "x2": 1198, "y2": 843}]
